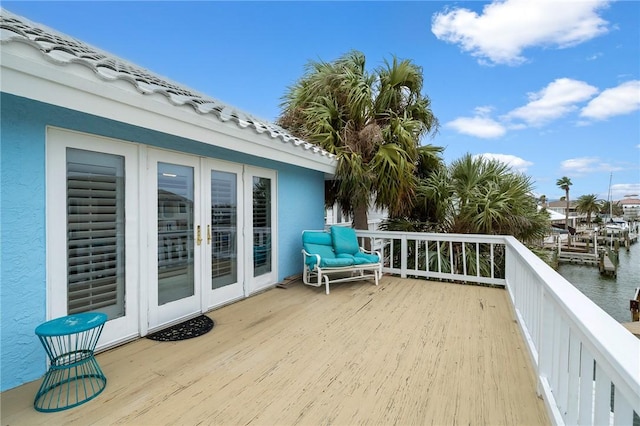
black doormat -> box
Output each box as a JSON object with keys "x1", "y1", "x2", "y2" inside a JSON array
[{"x1": 147, "y1": 315, "x2": 214, "y2": 342}]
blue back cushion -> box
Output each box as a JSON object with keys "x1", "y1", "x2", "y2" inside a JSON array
[
  {"x1": 302, "y1": 231, "x2": 334, "y2": 269},
  {"x1": 302, "y1": 231, "x2": 332, "y2": 246},
  {"x1": 331, "y1": 226, "x2": 360, "y2": 255}
]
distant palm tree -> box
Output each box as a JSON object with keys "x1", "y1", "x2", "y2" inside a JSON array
[
  {"x1": 278, "y1": 50, "x2": 440, "y2": 230},
  {"x1": 556, "y1": 176, "x2": 573, "y2": 231},
  {"x1": 576, "y1": 194, "x2": 603, "y2": 227},
  {"x1": 539, "y1": 194, "x2": 547, "y2": 208},
  {"x1": 600, "y1": 200, "x2": 624, "y2": 218}
]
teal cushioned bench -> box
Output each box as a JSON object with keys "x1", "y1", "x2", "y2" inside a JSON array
[{"x1": 301, "y1": 227, "x2": 382, "y2": 294}]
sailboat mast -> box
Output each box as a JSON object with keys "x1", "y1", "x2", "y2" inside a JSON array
[{"x1": 608, "y1": 172, "x2": 613, "y2": 219}]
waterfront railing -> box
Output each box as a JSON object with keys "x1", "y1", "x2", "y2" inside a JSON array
[{"x1": 355, "y1": 230, "x2": 640, "y2": 426}]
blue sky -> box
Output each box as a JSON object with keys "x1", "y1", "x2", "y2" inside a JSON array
[{"x1": 5, "y1": 1, "x2": 639, "y2": 202}]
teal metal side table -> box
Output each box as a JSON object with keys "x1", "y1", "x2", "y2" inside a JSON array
[{"x1": 34, "y1": 312, "x2": 107, "y2": 412}]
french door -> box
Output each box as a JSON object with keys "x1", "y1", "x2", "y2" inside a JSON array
[
  {"x1": 50, "y1": 136, "x2": 277, "y2": 340},
  {"x1": 148, "y1": 152, "x2": 252, "y2": 330},
  {"x1": 147, "y1": 150, "x2": 202, "y2": 330}
]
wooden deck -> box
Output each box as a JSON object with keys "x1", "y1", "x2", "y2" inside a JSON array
[{"x1": 1, "y1": 277, "x2": 549, "y2": 425}]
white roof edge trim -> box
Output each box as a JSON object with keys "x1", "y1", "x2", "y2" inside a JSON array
[
  {"x1": 1, "y1": 49, "x2": 336, "y2": 175},
  {"x1": 0, "y1": 8, "x2": 337, "y2": 168}
]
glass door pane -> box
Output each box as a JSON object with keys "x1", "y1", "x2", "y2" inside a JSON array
[
  {"x1": 157, "y1": 163, "x2": 195, "y2": 305},
  {"x1": 211, "y1": 171, "x2": 237, "y2": 289},
  {"x1": 253, "y1": 176, "x2": 272, "y2": 277}
]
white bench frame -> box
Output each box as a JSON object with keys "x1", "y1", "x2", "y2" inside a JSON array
[{"x1": 301, "y1": 247, "x2": 382, "y2": 295}]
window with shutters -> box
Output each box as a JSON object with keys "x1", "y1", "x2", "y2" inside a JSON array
[{"x1": 66, "y1": 148, "x2": 125, "y2": 319}]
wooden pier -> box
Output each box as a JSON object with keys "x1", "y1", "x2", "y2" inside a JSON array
[
  {"x1": 557, "y1": 251, "x2": 598, "y2": 266},
  {"x1": 554, "y1": 246, "x2": 617, "y2": 277}
]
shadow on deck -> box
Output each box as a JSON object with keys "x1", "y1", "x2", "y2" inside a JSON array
[{"x1": 1, "y1": 277, "x2": 549, "y2": 425}]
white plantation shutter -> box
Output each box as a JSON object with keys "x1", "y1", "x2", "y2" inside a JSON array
[
  {"x1": 211, "y1": 171, "x2": 237, "y2": 288},
  {"x1": 252, "y1": 176, "x2": 271, "y2": 276},
  {"x1": 66, "y1": 148, "x2": 125, "y2": 318}
]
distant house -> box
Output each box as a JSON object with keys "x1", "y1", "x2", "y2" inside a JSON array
[
  {"x1": 619, "y1": 197, "x2": 640, "y2": 221},
  {"x1": 546, "y1": 200, "x2": 580, "y2": 227},
  {"x1": 0, "y1": 9, "x2": 336, "y2": 391}
]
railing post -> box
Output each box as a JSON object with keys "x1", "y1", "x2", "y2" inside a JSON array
[{"x1": 400, "y1": 235, "x2": 408, "y2": 278}]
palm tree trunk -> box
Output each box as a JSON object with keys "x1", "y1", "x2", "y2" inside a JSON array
[
  {"x1": 565, "y1": 190, "x2": 571, "y2": 247},
  {"x1": 353, "y1": 204, "x2": 370, "y2": 250},
  {"x1": 353, "y1": 204, "x2": 369, "y2": 230}
]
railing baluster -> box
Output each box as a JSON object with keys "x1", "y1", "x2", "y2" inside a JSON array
[
  {"x1": 490, "y1": 243, "x2": 495, "y2": 279},
  {"x1": 462, "y1": 242, "x2": 467, "y2": 276},
  {"x1": 613, "y1": 385, "x2": 633, "y2": 426},
  {"x1": 476, "y1": 242, "x2": 480, "y2": 277},
  {"x1": 400, "y1": 235, "x2": 407, "y2": 278},
  {"x1": 593, "y1": 364, "x2": 611, "y2": 426},
  {"x1": 565, "y1": 329, "x2": 580, "y2": 425},
  {"x1": 424, "y1": 239, "x2": 429, "y2": 272},
  {"x1": 578, "y1": 346, "x2": 595, "y2": 426}
]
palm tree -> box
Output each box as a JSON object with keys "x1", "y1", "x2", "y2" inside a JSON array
[
  {"x1": 278, "y1": 51, "x2": 439, "y2": 230},
  {"x1": 601, "y1": 200, "x2": 624, "y2": 218},
  {"x1": 538, "y1": 194, "x2": 547, "y2": 208},
  {"x1": 576, "y1": 194, "x2": 603, "y2": 227},
  {"x1": 556, "y1": 176, "x2": 573, "y2": 231},
  {"x1": 382, "y1": 154, "x2": 549, "y2": 277},
  {"x1": 386, "y1": 154, "x2": 549, "y2": 241}
]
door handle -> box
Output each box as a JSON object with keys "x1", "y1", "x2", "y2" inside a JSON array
[
  {"x1": 196, "y1": 225, "x2": 202, "y2": 246},
  {"x1": 207, "y1": 225, "x2": 211, "y2": 245}
]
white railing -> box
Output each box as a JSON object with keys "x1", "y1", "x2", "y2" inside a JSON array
[{"x1": 355, "y1": 230, "x2": 640, "y2": 426}]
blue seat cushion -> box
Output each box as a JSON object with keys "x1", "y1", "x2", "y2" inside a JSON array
[
  {"x1": 320, "y1": 257, "x2": 354, "y2": 268},
  {"x1": 354, "y1": 251, "x2": 380, "y2": 263},
  {"x1": 331, "y1": 226, "x2": 360, "y2": 255},
  {"x1": 338, "y1": 252, "x2": 380, "y2": 265}
]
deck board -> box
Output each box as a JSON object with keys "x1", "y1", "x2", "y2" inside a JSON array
[{"x1": 1, "y1": 277, "x2": 549, "y2": 425}]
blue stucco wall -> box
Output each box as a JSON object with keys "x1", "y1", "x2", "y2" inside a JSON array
[{"x1": 0, "y1": 93, "x2": 327, "y2": 391}]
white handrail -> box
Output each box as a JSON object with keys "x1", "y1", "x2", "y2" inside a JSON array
[{"x1": 355, "y1": 230, "x2": 640, "y2": 426}]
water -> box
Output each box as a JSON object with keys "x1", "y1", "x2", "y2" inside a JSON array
[{"x1": 557, "y1": 242, "x2": 640, "y2": 323}]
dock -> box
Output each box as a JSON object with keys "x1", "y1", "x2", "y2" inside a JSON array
[
  {"x1": 555, "y1": 248, "x2": 616, "y2": 276},
  {"x1": 622, "y1": 322, "x2": 640, "y2": 339},
  {"x1": 557, "y1": 251, "x2": 598, "y2": 266}
]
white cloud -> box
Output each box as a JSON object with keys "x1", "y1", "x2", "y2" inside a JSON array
[
  {"x1": 580, "y1": 80, "x2": 640, "y2": 120},
  {"x1": 445, "y1": 107, "x2": 506, "y2": 138},
  {"x1": 561, "y1": 157, "x2": 624, "y2": 174},
  {"x1": 431, "y1": 0, "x2": 611, "y2": 65},
  {"x1": 611, "y1": 183, "x2": 640, "y2": 200},
  {"x1": 561, "y1": 157, "x2": 599, "y2": 173},
  {"x1": 505, "y1": 78, "x2": 598, "y2": 126},
  {"x1": 473, "y1": 153, "x2": 533, "y2": 172}
]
